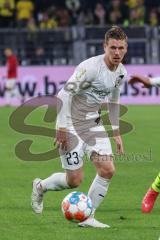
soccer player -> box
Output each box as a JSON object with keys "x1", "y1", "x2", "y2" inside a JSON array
[
  {"x1": 129, "y1": 74, "x2": 160, "y2": 213},
  {"x1": 4, "y1": 48, "x2": 18, "y2": 106},
  {"x1": 31, "y1": 26, "x2": 128, "y2": 228}
]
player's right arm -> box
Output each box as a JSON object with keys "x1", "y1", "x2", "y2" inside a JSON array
[
  {"x1": 55, "y1": 89, "x2": 72, "y2": 150},
  {"x1": 129, "y1": 75, "x2": 160, "y2": 88},
  {"x1": 55, "y1": 60, "x2": 96, "y2": 150}
]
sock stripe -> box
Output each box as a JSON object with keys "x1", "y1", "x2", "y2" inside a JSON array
[{"x1": 99, "y1": 194, "x2": 105, "y2": 198}]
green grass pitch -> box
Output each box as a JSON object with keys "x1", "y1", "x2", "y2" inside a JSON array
[{"x1": 0, "y1": 105, "x2": 160, "y2": 240}]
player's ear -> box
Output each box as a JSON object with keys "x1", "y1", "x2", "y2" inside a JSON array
[
  {"x1": 125, "y1": 42, "x2": 128, "y2": 53},
  {"x1": 103, "y1": 42, "x2": 107, "y2": 52}
]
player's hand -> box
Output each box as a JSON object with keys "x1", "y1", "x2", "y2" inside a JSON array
[
  {"x1": 113, "y1": 135, "x2": 124, "y2": 155},
  {"x1": 54, "y1": 128, "x2": 68, "y2": 151},
  {"x1": 129, "y1": 75, "x2": 151, "y2": 88}
]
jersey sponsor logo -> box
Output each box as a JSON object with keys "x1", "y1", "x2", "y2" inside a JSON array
[{"x1": 91, "y1": 88, "x2": 111, "y2": 97}]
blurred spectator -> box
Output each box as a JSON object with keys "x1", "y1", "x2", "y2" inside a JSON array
[
  {"x1": 108, "y1": 11, "x2": 120, "y2": 25},
  {"x1": 30, "y1": 47, "x2": 49, "y2": 65},
  {"x1": 125, "y1": 0, "x2": 145, "y2": 25},
  {"x1": 16, "y1": 0, "x2": 34, "y2": 28},
  {"x1": 26, "y1": 16, "x2": 37, "y2": 43},
  {"x1": 56, "y1": 7, "x2": 70, "y2": 27},
  {"x1": 126, "y1": 0, "x2": 138, "y2": 8},
  {"x1": 94, "y1": 2, "x2": 106, "y2": 25},
  {"x1": 0, "y1": 0, "x2": 15, "y2": 28},
  {"x1": 145, "y1": 0, "x2": 160, "y2": 25},
  {"x1": 136, "y1": 0, "x2": 145, "y2": 22},
  {"x1": 148, "y1": 9, "x2": 159, "y2": 26},
  {"x1": 66, "y1": 0, "x2": 80, "y2": 11},
  {"x1": 27, "y1": 16, "x2": 37, "y2": 31},
  {"x1": 39, "y1": 12, "x2": 57, "y2": 30},
  {"x1": 107, "y1": 0, "x2": 129, "y2": 25},
  {"x1": 0, "y1": 0, "x2": 158, "y2": 28},
  {"x1": 77, "y1": 9, "x2": 94, "y2": 26},
  {"x1": 65, "y1": 0, "x2": 81, "y2": 25},
  {"x1": 124, "y1": 7, "x2": 144, "y2": 26}
]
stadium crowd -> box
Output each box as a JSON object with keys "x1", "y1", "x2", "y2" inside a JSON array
[{"x1": 0, "y1": 0, "x2": 160, "y2": 29}]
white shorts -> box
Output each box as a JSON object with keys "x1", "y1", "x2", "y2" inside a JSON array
[
  {"x1": 6, "y1": 79, "x2": 16, "y2": 89},
  {"x1": 60, "y1": 124, "x2": 112, "y2": 170}
]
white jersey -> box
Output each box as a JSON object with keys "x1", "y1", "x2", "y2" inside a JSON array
[
  {"x1": 150, "y1": 77, "x2": 160, "y2": 86},
  {"x1": 57, "y1": 54, "x2": 127, "y2": 129}
]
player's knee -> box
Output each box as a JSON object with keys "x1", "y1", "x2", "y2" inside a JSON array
[
  {"x1": 67, "y1": 174, "x2": 83, "y2": 188},
  {"x1": 68, "y1": 178, "x2": 83, "y2": 188},
  {"x1": 98, "y1": 156, "x2": 115, "y2": 179},
  {"x1": 100, "y1": 165, "x2": 115, "y2": 179}
]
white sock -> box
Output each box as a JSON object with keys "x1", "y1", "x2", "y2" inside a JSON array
[
  {"x1": 11, "y1": 87, "x2": 17, "y2": 98},
  {"x1": 6, "y1": 90, "x2": 11, "y2": 104},
  {"x1": 40, "y1": 172, "x2": 69, "y2": 191},
  {"x1": 88, "y1": 175, "x2": 110, "y2": 211}
]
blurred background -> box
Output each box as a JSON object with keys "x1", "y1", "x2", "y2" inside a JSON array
[
  {"x1": 0, "y1": 0, "x2": 160, "y2": 105},
  {"x1": 0, "y1": 0, "x2": 160, "y2": 65}
]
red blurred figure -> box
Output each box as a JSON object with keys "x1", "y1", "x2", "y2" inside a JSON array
[{"x1": 4, "y1": 48, "x2": 18, "y2": 105}]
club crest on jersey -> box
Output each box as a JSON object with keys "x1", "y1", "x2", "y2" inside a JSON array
[{"x1": 115, "y1": 75, "x2": 124, "y2": 88}]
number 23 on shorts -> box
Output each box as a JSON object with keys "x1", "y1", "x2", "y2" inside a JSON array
[{"x1": 66, "y1": 151, "x2": 80, "y2": 165}]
